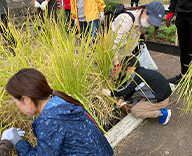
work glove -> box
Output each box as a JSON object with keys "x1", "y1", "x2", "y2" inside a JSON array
[
  {"x1": 74, "y1": 19, "x2": 77, "y2": 26},
  {"x1": 34, "y1": 1, "x2": 41, "y2": 8},
  {"x1": 166, "y1": 12, "x2": 174, "y2": 27},
  {"x1": 99, "y1": 12, "x2": 104, "y2": 21},
  {"x1": 101, "y1": 88, "x2": 111, "y2": 96},
  {"x1": 11, "y1": 128, "x2": 24, "y2": 147},
  {"x1": 40, "y1": 1, "x2": 48, "y2": 10},
  {"x1": 1, "y1": 127, "x2": 25, "y2": 142}
]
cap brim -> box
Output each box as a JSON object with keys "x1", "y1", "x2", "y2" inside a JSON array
[{"x1": 149, "y1": 14, "x2": 161, "y2": 28}]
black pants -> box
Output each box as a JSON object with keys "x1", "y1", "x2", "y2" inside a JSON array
[
  {"x1": 65, "y1": 9, "x2": 74, "y2": 26},
  {"x1": 37, "y1": 2, "x2": 57, "y2": 23},
  {"x1": 131, "y1": 0, "x2": 139, "y2": 7},
  {"x1": 0, "y1": 14, "x2": 16, "y2": 47},
  {"x1": 175, "y1": 12, "x2": 192, "y2": 74}
]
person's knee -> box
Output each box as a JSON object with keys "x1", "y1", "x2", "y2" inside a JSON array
[{"x1": 131, "y1": 107, "x2": 145, "y2": 118}]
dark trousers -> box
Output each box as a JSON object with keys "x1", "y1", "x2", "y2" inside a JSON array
[
  {"x1": 0, "y1": 14, "x2": 16, "y2": 47},
  {"x1": 65, "y1": 9, "x2": 74, "y2": 26},
  {"x1": 175, "y1": 12, "x2": 192, "y2": 74},
  {"x1": 131, "y1": 0, "x2": 139, "y2": 7},
  {"x1": 37, "y1": 2, "x2": 57, "y2": 23}
]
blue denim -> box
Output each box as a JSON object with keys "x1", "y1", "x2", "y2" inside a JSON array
[{"x1": 79, "y1": 19, "x2": 99, "y2": 43}]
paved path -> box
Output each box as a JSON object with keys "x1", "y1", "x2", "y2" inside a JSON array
[{"x1": 113, "y1": 51, "x2": 192, "y2": 156}]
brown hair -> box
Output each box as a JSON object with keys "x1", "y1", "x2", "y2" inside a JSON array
[
  {"x1": 6, "y1": 68, "x2": 84, "y2": 108},
  {"x1": 124, "y1": 5, "x2": 147, "y2": 26},
  {"x1": 125, "y1": 5, "x2": 159, "y2": 36}
]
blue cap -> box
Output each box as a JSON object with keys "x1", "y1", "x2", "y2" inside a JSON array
[{"x1": 146, "y1": 1, "x2": 165, "y2": 27}]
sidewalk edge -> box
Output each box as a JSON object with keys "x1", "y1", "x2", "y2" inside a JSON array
[{"x1": 105, "y1": 113, "x2": 143, "y2": 148}]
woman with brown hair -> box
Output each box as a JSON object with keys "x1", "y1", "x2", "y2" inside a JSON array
[
  {"x1": 112, "y1": 1, "x2": 165, "y2": 78},
  {"x1": 5, "y1": 68, "x2": 113, "y2": 155}
]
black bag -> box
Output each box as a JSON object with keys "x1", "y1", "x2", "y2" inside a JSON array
[{"x1": 104, "y1": 4, "x2": 135, "y2": 32}]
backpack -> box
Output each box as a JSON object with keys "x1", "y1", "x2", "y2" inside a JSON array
[{"x1": 104, "y1": 4, "x2": 135, "y2": 32}]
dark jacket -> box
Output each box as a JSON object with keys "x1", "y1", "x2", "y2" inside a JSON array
[
  {"x1": 169, "y1": 0, "x2": 192, "y2": 13},
  {"x1": 0, "y1": 0, "x2": 8, "y2": 14},
  {"x1": 15, "y1": 96, "x2": 113, "y2": 156},
  {"x1": 0, "y1": 139, "x2": 12, "y2": 156},
  {"x1": 111, "y1": 66, "x2": 172, "y2": 102}
]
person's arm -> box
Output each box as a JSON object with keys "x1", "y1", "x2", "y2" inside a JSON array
[
  {"x1": 15, "y1": 119, "x2": 66, "y2": 156},
  {"x1": 112, "y1": 14, "x2": 134, "y2": 50},
  {"x1": 71, "y1": 0, "x2": 77, "y2": 20},
  {"x1": 95, "y1": 0, "x2": 106, "y2": 12},
  {"x1": 111, "y1": 78, "x2": 138, "y2": 97},
  {"x1": 0, "y1": 140, "x2": 12, "y2": 156},
  {"x1": 168, "y1": 0, "x2": 178, "y2": 13}
]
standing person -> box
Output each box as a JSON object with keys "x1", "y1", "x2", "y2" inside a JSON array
[
  {"x1": 33, "y1": 0, "x2": 57, "y2": 22},
  {"x1": 166, "y1": 0, "x2": 192, "y2": 84},
  {"x1": 112, "y1": 1, "x2": 165, "y2": 78},
  {"x1": 70, "y1": 0, "x2": 106, "y2": 43},
  {"x1": 102, "y1": 56, "x2": 172, "y2": 125},
  {"x1": 131, "y1": 0, "x2": 139, "y2": 7},
  {"x1": 5, "y1": 68, "x2": 113, "y2": 155},
  {"x1": 63, "y1": 0, "x2": 73, "y2": 25},
  {"x1": 0, "y1": 0, "x2": 16, "y2": 56},
  {"x1": 0, "y1": 128, "x2": 25, "y2": 156}
]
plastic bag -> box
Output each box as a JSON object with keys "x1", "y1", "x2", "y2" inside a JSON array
[{"x1": 137, "y1": 43, "x2": 158, "y2": 70}]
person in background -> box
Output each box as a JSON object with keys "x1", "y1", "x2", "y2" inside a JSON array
[
  {"x1": 5, "y1": 68, "x2": 113, "y2": 155},
  {"x1": 33, "y1": 0, "x2": 57, "y2": 22},
  {"x1": 112, "y1": 1, "x2": 165, "y2": 78},
  {"x1": 63, "y1": 0, "x2": 74, "y2": 26},
  {"x1": 131, "y1": 0, "x2": 139, "y2": 7},
  {"x1": 70, "y1": 0, "x2": 106, "y2": 43},
  {"x1": 166, "y1": 0, "x2": 192, "y2": 84},
  {"x1": 0, "y1": 0, "x2": 16, "y2": 56},
  {"x1": 102, "y1": 56, "x2": 172, "y2": 125},
  {"x1": 0, "y1": 128, "x2": 25, "y2": 156}
]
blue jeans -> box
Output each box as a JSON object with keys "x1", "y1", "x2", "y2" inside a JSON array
[{"x1": 79, "y1": 19, "x2": 99, "y2": 43}]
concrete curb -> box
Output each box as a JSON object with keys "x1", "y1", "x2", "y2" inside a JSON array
[{"x1": 105, "y1": 113, "x2": 143, "y2": 148}]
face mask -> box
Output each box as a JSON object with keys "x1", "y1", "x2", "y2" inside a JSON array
[{"x1": 141, "y1": 14, "x2": 151, "y2": 28}]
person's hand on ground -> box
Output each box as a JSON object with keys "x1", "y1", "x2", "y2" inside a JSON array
[
  {"x1": 40, "y1": 1, "x2": 48, "y2": 10},
  {"x1": 99, "y1": 12, "x2": 104, "y2": 21},
  {"x1": 166, "y1": 12, "x2": 174, "y2": 27},
  {"x1": 1, "y1": 127, "x2": 25, "y2": 141},
  {"x1": 34, "y1": 1, "x2": 41, "y2": 8},
  {"x1": 101, "y1": 88, "x2": 111, "y2": 96}
]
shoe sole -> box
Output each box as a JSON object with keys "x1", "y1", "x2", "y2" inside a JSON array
[{"x1": 162, "y1": 110, "x2": 171, "y2": 125}]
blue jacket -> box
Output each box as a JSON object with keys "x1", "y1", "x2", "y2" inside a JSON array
[{"x1": 16, "y1": 96, "x2": 113, "y2": 156}]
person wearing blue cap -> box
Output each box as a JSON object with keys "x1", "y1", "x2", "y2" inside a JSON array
[
  {"x1": 112, "y1": 1, "x2": 165, "y2": 78},
  {"x1": 166, "y1": 0, "x2": 192, "y2": 84}
]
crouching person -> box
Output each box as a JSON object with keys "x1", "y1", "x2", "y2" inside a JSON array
[
  {"x1": 5, "y1": 68, "x2": 113, "y2": 155},
  {"x1": 102, "y1": 56, "x2": 172, "y2": 125}
]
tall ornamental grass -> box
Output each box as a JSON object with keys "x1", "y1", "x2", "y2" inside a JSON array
[
  {"x1": 0, "y1": 8, "x2": 138, "y2": 155},
  {"x1": 174, "y1": 62, "x2": 192, "y2": 115}
]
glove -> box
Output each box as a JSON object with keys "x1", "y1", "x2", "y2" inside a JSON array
[
  {"x1": 166, "y1": 12, "x2": 174, "y2": 27},
  {"x1": 34, "y1": 1, "x2": 41, "y2": 8},
  {"x1": 40, "y1": 1, "x2": 48, "y2": 10},
  {"x1": 1, "y1": 127, "x2": 25, "y2": 141},
  {"x1": 74, "y1": 19, "x2": 77, "y2": 26},
  {"x1": 99, "y1": 12, "x2": 104, "y2": 21},
  {"x1": 11, "y1": 128, "x2": 24, "y2": 147},
  {"x1": 101, "y1": 88, "x2": 111, "y2": 96}
]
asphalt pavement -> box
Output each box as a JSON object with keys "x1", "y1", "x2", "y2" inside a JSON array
[{"x1": 113, "y1": 50, "x2": 192, "y2": 156}]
